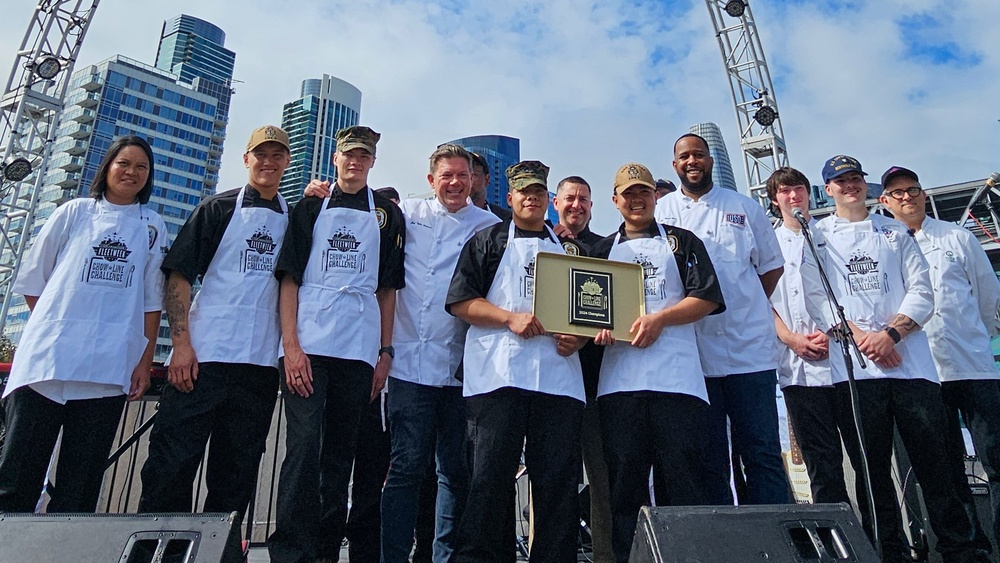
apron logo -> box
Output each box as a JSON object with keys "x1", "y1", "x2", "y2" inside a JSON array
[
  {"x1": 844, "y1": 251, "x2": 885, "y2": 295},
  {"x1": 636, "y1": 254, "x2": 666, "y2": 299},
  {"x1": 521, "y1": 259, "x2": 535, "y2": 298},
  {"x1": 242, "y1": 226, "x2": 278, "y2": 273},
  {"x1": 376, "y1": 207, "x2": 388, "y2": 229},
  {"x1": 562, "y1": 241, "x2": 580, "y2": 255},
  {"x1": 324, "y1": 228, "x2": 366, "y2": 272},
  {"x1": 725, "y1": 213, "x2": 746, "y2": 227},
  {"x1": 85, "y1": 233, "x2": 134, "y2": 288}
]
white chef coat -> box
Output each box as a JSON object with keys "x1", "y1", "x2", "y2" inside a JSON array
[
  {"x1": 597, "y1": 225, "x2": 708, "y2": 402},
  {"x1": 462, "y1": 222, "x2": 586, "y2": 403},
  {"x1": 178, "y1": 186, "x2": 288, "y2": 367},
  {"x1": 770, "y1": 222, "x2": 833, "y2": 388},
  {"x1": 8, "y1": 198, "x2": 166, "y2": 402},
  {"x1": 390, "y1": 198, "x2": 499, "y2": 387},
  {"x1": 654, "y1": 187, "x2": 783, "y2": 376},
  {"x1": 914, "y1": 216, "x2": 1000, "y2": 382},
  {"x1": 801, "y1": 213, "x2": 937, "y2": 384}
]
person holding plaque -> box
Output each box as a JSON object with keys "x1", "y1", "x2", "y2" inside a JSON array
[
  {"x1": 446, "y1": 160, "x2": 587, "y2": 563},
  {"x1": 591, "y1": 163, "x2": 725, "y2": 563}
]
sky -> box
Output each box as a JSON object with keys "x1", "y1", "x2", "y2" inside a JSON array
[{"x1": 1, "y1": 0, "x2": 997, "y2": 235}]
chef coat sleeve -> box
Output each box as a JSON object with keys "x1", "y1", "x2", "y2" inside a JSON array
[
  {"x1": 376, "y1": 196, "x2": 406, "y2": 290},
  {"x1": 274, "y1": 196, "x2": 323, "y2": 286},
  {"x1": 960, "y1": 229, "x2": 1000, "y2": 336},
  {"x1": 748, "y1": 201, "x2": 785, "y2": 275},
  {"x1": 160, "y1": 193, "x2": 232, "y2": 284},
  {"x1": 800, "y1": 224, "x2": 839, "y2": 332},
  {"x1": 674, "y1": 227, "x2": 726, "y2": 314},
  {"x1": 11, "y1": 201, "x2": 77, "y2": 297},
  {"x1": 445, "y1": 230, "x2": 493, "y2": 315},
  {"x1": 896, "y1": 230, "x2": 934, "y2": 327}
]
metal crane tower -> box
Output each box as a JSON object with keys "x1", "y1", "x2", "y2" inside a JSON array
[
  {"x1": 704, "y1": 0, "x2": 789, "y2": 204},
  {"x1": 0, "y1": 0, "x2": 100, "y2": 334}
]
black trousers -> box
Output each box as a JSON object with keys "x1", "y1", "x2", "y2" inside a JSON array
[
  {"x1": 323, "y1": 393, "x2": 390, "y2": 563},
  {"x1": 139, "y1": 362, "x2": 279, "y2": 526},
  {"x1": 782, "y1": 385, "x2": 853, "y2": 504},
  {"x1": 941, "y1": 379, "x2": 1000, "y2": 554},
  {"x1": 267, "y1": 356, "x2": 372, "y2": 563},
  {"x1": 453, "y1": 387, "x2": 584, "y2": 563},
  {"x1": 599, "y1": 391, "x2": 712, "y2": 563},
  {"x1": 836, "y1": 379, "x2": 979, "y2": 563},
  {"x1": 0, "y1": 386, "x2": 124, "y2": 512}
]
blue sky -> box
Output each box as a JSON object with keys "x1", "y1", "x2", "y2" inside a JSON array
[{"x1": 1, "y1": 0, "x2": 996, "y2": 234}]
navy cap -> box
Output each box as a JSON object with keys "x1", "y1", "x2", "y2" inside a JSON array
[
  {"x1": 880, "y1": 166, "x2": 919, "y2": 188},
  {"x1": 821, "y1": 155, "x2": 867, "y2": 183}
]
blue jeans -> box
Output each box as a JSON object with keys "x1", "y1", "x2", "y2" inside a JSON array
[
  {"x1": 703, "y1": 370, "x2": 790, "y2": 505},
  {"x1": 381, "y1": 378, "x2": 468, "y2": 563}
]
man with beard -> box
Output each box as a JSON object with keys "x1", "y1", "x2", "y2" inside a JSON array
[{"x1": 654, "y1": 133, "x2": 788, "y2": 506}]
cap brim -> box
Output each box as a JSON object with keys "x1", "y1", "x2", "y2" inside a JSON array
[
  {"x1": 338, "y1": 142, "x2": 374, "y2": 154},
  {"x1": 616, "y1": 180, "x2": 656, "y2": 192},
  {"x1": 511, "y1": 182, "x2": 546, "y2": 191},
  {"x1": 246, "y1": 139, "x2": 289, "y2": 153}
]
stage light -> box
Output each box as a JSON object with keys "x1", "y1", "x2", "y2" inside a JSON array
[
  {"x1": 1, "y1": 156, "x2": 32, "y2": 182},
  {"x1": 724, "y1": 0, "x2": 746, "y2": 17},
  {"x1": 33, "y1": 56, "x2": 61, "y2": 80},
  {"x1": 754, "y1": 105, "x2": 778, "y2": 127}
]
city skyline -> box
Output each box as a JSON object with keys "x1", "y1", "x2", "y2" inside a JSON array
[{"x1": 1, "y1": 0, "x2": 996, "y2": 235}]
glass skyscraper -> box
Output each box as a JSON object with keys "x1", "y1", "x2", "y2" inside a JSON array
[
  {"x1": 449, "y1": 135, "x2": 519, "y2": 211},
  {"x1": 4, "y1": 15, "x2": 235, "y2": 362},
  {"x1": 689, "y1": 122, "x2": 739, "y2": 192},
  {"x1": 279, "y1": 75, "x2": 361, "y2": 204}
]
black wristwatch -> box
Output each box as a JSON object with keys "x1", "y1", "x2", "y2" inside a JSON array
[
  {"x1": 884, "y1": 327, "x2": 901, "y2": 344},
  {"x1": 378, "y1": 345, "x2": 395, "y2": 359}
]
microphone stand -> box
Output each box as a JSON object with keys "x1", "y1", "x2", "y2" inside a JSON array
[{"x1": 796, "y1": 215, "x2": 881, "y2": 560}]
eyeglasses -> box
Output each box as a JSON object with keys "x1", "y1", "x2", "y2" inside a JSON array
[{"x1": 886, "y1": 186, "x2": 922, "y2": 200}]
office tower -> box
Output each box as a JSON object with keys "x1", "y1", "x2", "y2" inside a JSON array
[
  {"x1": 689, "y1": 122, "x2": 738, "y2": 192},
  {"x1": 278, "y1": 75, "x2": 361, "y2": 204},
  {"x1": 449, "y1": 135, "x2": 519, "y2": 211},
  {"x1": 5, "y1": 15, "x2": 235, "y2": 361}
]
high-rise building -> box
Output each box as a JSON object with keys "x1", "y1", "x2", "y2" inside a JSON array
[
  {"x1": 279, "y1": 75, "x2": 361, "y2": 204},
  {"x1": 449, "y1": 135, "x2": 519, "y2": 211},
  {"x1": 689, "y1": 122, "x2": 738, "y2": 192},
  {"x1": 4, "y1": 15, "x2": 235, "y2": 362}
]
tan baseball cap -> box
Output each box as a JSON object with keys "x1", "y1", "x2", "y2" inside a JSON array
[
  {"x1": 246, "y1": 125, "x2": 290, "y2": 153},
  {"x1": 613, "y1": 163, "x2": 656, "y2": 193}
]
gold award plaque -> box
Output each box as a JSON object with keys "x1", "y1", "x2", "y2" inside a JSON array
[{"x1": 533, "y1": 251, "x2": 645, "y2": 343}]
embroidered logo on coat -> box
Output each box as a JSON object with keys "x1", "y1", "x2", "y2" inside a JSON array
[
  {"x1": 562, "y1": 241, "x2": 580, "y2": 255},
  {"x1": 725, "y1": 213, "x2": 746, "y2": 227},
  {"x1": 376, "y1": 208, "x2": 388, "y2": 229}
]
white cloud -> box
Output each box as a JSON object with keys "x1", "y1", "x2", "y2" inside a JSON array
[{"x1": 1, "y1": 0, "x2": 997, "y2": 235}]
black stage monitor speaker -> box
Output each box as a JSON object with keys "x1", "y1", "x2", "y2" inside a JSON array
[
  {"x1": 629, "y1": 503, "x2": 879, "y2": 563},
  {"x1": 0, "y1": 512, "x2": 242, "y2": 563}
]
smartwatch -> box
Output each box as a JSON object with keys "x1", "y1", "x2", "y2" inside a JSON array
[
  {"x1": 884, "y1": 327, "x2": 901, "y2": 344},
  {"x1": 378, "y1": 345, "x2": 395, "y2": 359}
]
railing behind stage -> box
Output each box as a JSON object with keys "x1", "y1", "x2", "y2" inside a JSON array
[{"x1": 100, "y1": 366, "x2": 286, "y2": 546}]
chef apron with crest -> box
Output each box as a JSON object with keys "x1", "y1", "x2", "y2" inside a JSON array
[
  {"x1": 826, "y1": 220, "x2": 937, "y2": 383},
  {"x1": 283, "y1": 189, "x2": 381, "y2": 367},
  {"x1": 462, "y1": 222, "x2": 585, "y2": 403},
  {"x1": 597, "y1": 225, "x2": 708, "y2": 402},
  {"x1": 6, "y1": 200, "x2": 152, "y2": 400},
  {"x1": 174, "y1": 186, "x2": 288, "y2": 368}
]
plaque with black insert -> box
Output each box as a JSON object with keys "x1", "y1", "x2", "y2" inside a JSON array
[{"x1": 533, "y1": 252, "x2": 645, "y2": 342}]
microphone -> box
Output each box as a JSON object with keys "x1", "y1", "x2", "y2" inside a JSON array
[
  {"x1": 792, "y1": 207, "x2": 808, "y2": 227},
  {"x1": 988, "y1": 172, "x2": 1000, "y2": 189}
]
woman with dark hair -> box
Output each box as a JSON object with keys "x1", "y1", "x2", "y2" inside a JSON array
[{"x1": 0, "y1": 135, "x2": 168, "y2": 513}]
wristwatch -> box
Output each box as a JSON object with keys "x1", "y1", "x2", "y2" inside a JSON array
[
  {"x1": 884, "y1": 327, "x2": 901, "y2": 344},
  {"x1": 378, "y1": 345, "x2": 395, "y2": 359}
]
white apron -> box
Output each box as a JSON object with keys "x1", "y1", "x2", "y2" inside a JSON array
[
  {"x1": 462, "y1": 222, "x2": 585, "y2": 403},
  {"x1": 6, "y1": 201, "x2": 151, "y2": 398},
  {"x1": 597, "y1": 225, "x2": 708, "y2": 402},
  {"x1": 826, "y1": 223, "x2": 937, "y2": 383},
  {"x1": 175, "y1": 186, "x2": 288, "y2": 367},
  {"x1": 283, "y1": 189, "x2": 381, "y2": 367}
]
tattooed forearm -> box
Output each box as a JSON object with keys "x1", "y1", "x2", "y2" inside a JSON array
[
  {"x1": 889, "y1": 314, "x2": 919, "y2": 337},
  {"x1": 165, "y1": 272, "x2": 193, "y2": 340}
]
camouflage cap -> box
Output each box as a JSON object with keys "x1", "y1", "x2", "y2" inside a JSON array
[
  {"x1": 506, "y1": 160, "x2": 550, "y2": 191},
  {"x1": 246, "y1": 125, "x2": 290, "y2": 153},
  {"x1": 613, "y1": 163, "x2": 656, "y2": 193},
  {"x1": 336, "y1": 126, "x2": 380, "y2": 155}
]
